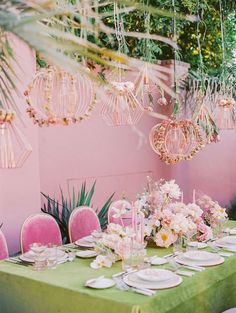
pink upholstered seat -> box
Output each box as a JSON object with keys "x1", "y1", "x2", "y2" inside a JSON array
[
  {"x1": 68, "y1": 207, "x2": 101, "y2": 242},
  {"x1": 20, "y1": 213, "x2": 62, "y2": 253},
  {"x1": 0, "y1": 230, "x2": 9, "y2": 260},
  {"x1": 108, "y1": 200, "x2": 132, "y2": 226},
  {"x1": 222, "y1": 309, "x2": 236, "y2": 313}
]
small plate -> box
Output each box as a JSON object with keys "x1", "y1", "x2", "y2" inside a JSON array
[
  {"x1": 187, "y1": 242, "x2": 207, "y2": 249},
  {"x1": 150, "y1": 257, "x2": 168, "y2": 266},
  {"x1": 86, "y1": 278, "x2": 115, "y2": 289},
  {"x1": 76, "y1": 250, "x2": 97, "y2": 258},
  {"x1": 137, "y1": 269, "x2": 174, "y2": 282}
]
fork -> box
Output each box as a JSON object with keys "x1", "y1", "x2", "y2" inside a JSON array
[{"x1": 113, "y1": 276, "x2": 156, "y2": 296}]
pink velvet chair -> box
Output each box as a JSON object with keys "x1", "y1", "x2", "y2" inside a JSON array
[
  {"x1": 0, "y1": 230, "x2": 9, "y2": 260},
  {"x1": 108, "y1": 200, "x2": 132, "y2": 226},
  {"x1": 20, "y1": 213, "x2": 62, "y2": 253},
  {"x1": 68, "y1": 207, "x2": 101, "y2": 242}
]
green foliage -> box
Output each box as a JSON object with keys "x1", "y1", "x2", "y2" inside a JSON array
[
  {"x1": 99, "y1": 0, "x2": 236, "y2": 76},
  {"x1": 227, "y1": 196, "x2": 236, "y2": 221},
  {"x1": 41, "y1": 181, "x2": 114, "y2": 243}
]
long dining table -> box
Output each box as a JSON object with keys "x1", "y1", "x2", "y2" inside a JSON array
[{"x1": 0, "y1": 222, "x2": 236, "y2": 313}]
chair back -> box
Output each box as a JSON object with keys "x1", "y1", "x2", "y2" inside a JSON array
[
  {"x1": 108, "y1": 200, "x2": 132, "y2": 226},
  {"x1": 68, "y1": 207, "x2": 101, "y2": 242},
  {"x1": 21, "y1": 213, "x2": 62, "y2": 253},
  {"x1": 0, "y1": 230, "x2": 9, "y2": 260}
]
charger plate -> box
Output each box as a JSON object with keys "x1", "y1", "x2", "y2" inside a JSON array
[{"x1": 123, "y1": 271, "x2": 182, "y2": 290}]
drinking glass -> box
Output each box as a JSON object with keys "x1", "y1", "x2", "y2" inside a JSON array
[
  {"x1": 117, "y1": 241, "x2": 146, "y2": 270},
  {"x1": 46, "y1": 247, "x2": 58, "y2": 269},
  {"x1": 30, "y1": 243, "x2": 47, "y2": 271},
  {"x1": 173, "y1": 236, "x2": 187, "y2": 254}
]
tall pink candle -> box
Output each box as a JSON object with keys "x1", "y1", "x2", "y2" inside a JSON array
[{"x1": 193, "y1": 189, "x2": 196, "y2": 204}]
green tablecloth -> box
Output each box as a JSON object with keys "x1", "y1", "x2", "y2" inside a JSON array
[{"x1": 1, "y1": 222, "x2": 236, "y2": 313}]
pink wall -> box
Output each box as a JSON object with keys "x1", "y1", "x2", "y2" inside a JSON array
[
  {"x1": 38, "y1": 105, "x2": 165, "y2": 208},
  {"x1": 169, "y1": 130, "x2": 236, "y2": 206},
  {"x1": 0, "y1": 35, "x2": 41, "y2": 255}
]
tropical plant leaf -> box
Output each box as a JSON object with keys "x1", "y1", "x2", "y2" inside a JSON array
[
  {"x1": 85, "y1": 181, "x2": 96, "y2": 206},
  {"x1": 41, "y1": 181, "x2": 114, "y2": 243}
]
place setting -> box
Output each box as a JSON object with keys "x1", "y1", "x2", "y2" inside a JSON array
[
  {"x1": 212, "y1": 236, "x2": 236, "y2": 252},
  {"x1": 174, "y1": 250, "x2": 225, "y2": 268},
  {"x1": 8, "y1": 243, "x2": 76, "y2": 271}
]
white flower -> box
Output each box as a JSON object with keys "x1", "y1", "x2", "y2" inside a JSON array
[
  {"x1": 90, "y1": 255, "x2": 113, "y2": 269},
  {"x1": 106, "y1": 223, "x2": 126, "y2": 236},
  {"x1": 170, "y1": 213, "x2": 196, "y2": 235},
  {"x1": 155, "y1": 228, "x2": 177, "y2": 248},
  {"x1": 112, "y1": 204, "x2": 128, "y2": 219},
  {"x1": 101, "y1": 233, "x2": 122, "y2": 250},
  {"x1": 187, "y1": 203, "x2": 203, "y2": 218},
  {"x1": 160, "y1": 180, "x2": 181, "y2": 200}
]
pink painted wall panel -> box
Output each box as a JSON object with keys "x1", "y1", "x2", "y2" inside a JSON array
[
  {"x1": 169, "y1": 130, "x2": 236, "y2": 206},
  {"x1": 0, "y1": 35, "x2": 41, "y2": 254},
  {"x1": 38, "y1": 105, "x2": 165, "y2": 207}
]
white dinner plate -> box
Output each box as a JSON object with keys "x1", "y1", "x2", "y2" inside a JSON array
[
  {"x1": 223, "y1": 229, "x2": 236, "y2": 235},
  {"x1": 137, "y1": 269, "x2": 174, "y2": 282},
  {"x1": 212, "y1": 241, "x2": 236, "y2": 252},
  {"x1": 75, "y1": 237, "x2": 95, "y2": 248},
  {"x1": 123, "y1": 272, "x2": 182, "y2": 290},
  {"x1": 175, "y1": 254, "x2": 224, "y2": 267},
  {"x1": 219, "y1": 236, "x2": 236, "y2": 245},
  {"x1": 184, "y1": 251, "x2": 219, "y2": 262},
  {"x1": 187, "y1": 242, "x2": 208, "y2": 249},
  {"x1": 20, "y1": 249, "x2": 67, "y2": 263},
  {"x1": 76, "y1": 250, "x2": 97, "y2": 258},
  {"x1": 86, "y1": 278, "x2": 115, "y2": 289}
]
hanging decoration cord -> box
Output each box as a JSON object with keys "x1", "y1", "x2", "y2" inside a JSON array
[
  {"x1": 172, "y1": 0, "x2": 179, "y2": 117},
  {"x1": 219, "y1": 0, "x2": 226, "y2": 91}
]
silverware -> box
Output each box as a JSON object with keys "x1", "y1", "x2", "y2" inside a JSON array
[
  {"x1": 113, "y1": 276, "x2": 155, "y2": 296},
  {"x1": 85, "y1": 275, "x2": 105, "y2": 286},
  {"x1": 5, "y1": 258, "x2": 30, "y2": 267},
  {"x1": 168, "y1": 259, "x2": 204, "y2": 272}
]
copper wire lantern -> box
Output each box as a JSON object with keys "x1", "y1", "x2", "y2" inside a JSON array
[
  {"x1": 0, "y1": 109, "x2": 32, "y2": 168},
  {"x1": 25, "y1": 66, "x2": 96, "y2": 127},
  {"x1": 149, "y1": 119, "x2": 205, "y2": 165},
  {"x1": 100, "y1": 81, "x2": 144, "y2": 126}
]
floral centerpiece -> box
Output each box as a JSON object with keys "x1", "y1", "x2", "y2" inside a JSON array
[
  {"x1": 196, "y1": 195, "x2": 228, "y2": 228},
  {"x1": 91, "y1": 223, "x2": 145, "y2": 269},
  {"x1": 135, "y1": 178, "x2": 224, "y2": 247}
]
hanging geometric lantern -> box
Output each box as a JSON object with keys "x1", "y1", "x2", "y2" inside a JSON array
[
  {"x1": 0, "y1": 109, "x2": 32, "y2": 168},
  {"x1": 100, "y1": 81, "x2": 144, "y2": 126},
  {"x1": 25, "y1": 66, "x2": 96, "y2": 127},
  {"x1": 149, "y1": 119, "x2": 205, "y2": 165},
  {"x1": 134, "y1": 62, "x2": 171, "y2": 108}
]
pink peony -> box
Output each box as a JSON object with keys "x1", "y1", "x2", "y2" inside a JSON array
[{"x1": 197, "y1": 223, "x2": 213, "y2": 242}]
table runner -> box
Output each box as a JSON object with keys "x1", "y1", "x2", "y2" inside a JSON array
[{"x1": 0, "y1": 221, "x2": 236, "y2": 313}]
